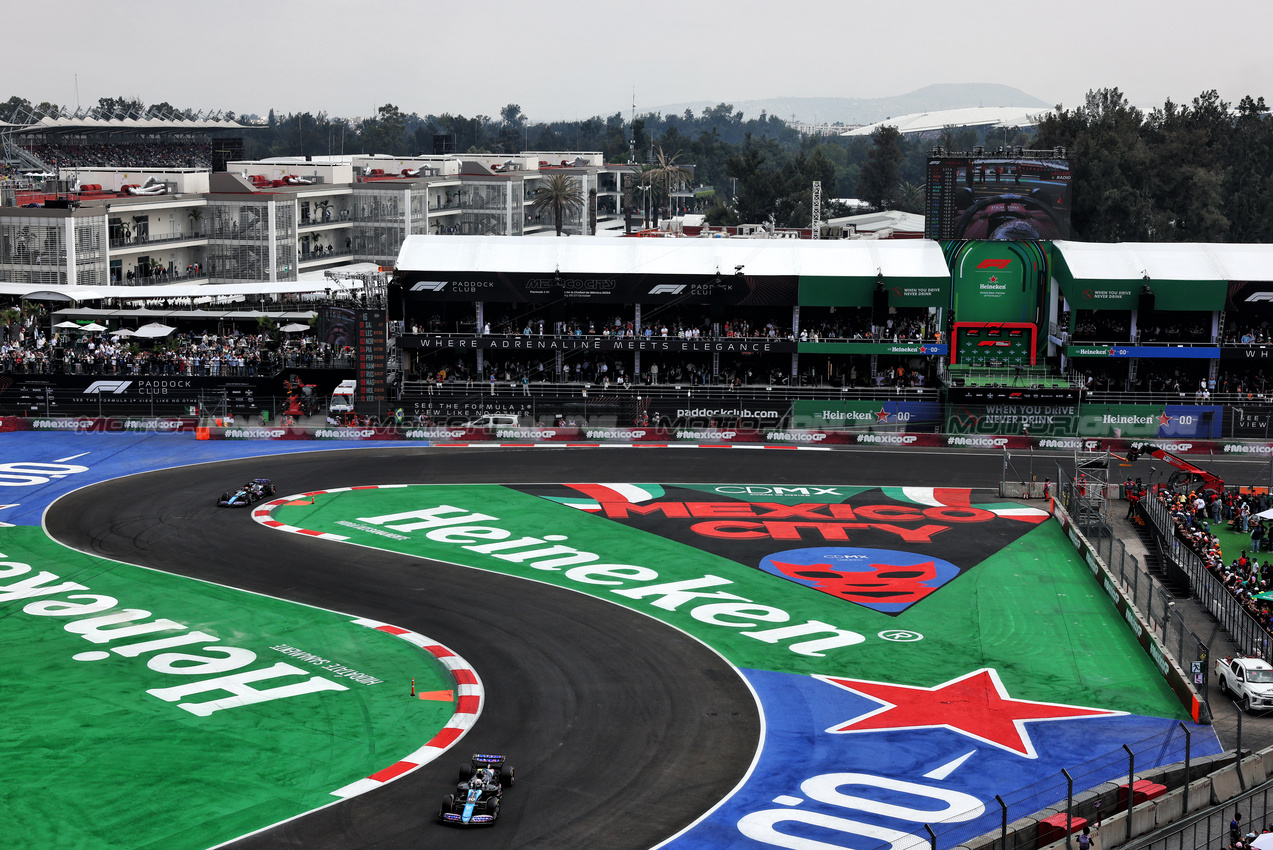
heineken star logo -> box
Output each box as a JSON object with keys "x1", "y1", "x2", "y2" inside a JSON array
[{"x1": 816, "y1": 669, "x2": 1122, "y2": 758}]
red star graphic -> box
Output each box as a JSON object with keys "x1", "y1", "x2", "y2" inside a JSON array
[
  {"x1": 1158, "y1": 412, "x2": 1172, "y2": 427},
  {"x1": 816, "y1": 669, "x2": 1122, "y2": 758},
  {"x1": 875, "y1": 407, "x2": 890, "y2": 423},
  {"x1": 988, "y1": 275, "x2": 999, "y2": 284}
]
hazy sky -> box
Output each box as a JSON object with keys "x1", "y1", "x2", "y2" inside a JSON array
[{"x1": 10, "y1": 0, "x2": 1272, "y2": 122}]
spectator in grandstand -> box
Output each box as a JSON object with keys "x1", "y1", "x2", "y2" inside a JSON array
[{"x1": 25, "y1": 141, "x2": 213, "y2": 170}]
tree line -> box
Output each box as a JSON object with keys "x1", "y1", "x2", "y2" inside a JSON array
[{"x1": 5, "y1": 88, "x2": 1273, "y2": 241}]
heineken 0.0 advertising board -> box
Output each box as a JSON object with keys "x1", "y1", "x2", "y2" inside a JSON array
[
  {"x1": 1077, "y1": 405, "x2": 1222, "y2": 439},
  {"x1": 791, "y1": 400, "x2": 942, "y2": 430}
]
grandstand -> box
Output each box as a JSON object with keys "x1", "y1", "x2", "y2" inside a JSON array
[{"x1": 1, "y1": 113, "x2": 249, "y2": 176}]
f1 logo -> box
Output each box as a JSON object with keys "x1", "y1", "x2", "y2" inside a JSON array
[
  {"x1": 84, "y1": 381, "x2": 132, "y2": 394},
  {"x1": 976, "y1": 259, "x2": 1012, "y2": 269},
  {"x1": 649, "y1": 284, "x2": 686, "y2": 295},
  {"x1": 1246, "y1": 293, "x2": 1273, "y2": 303},
  {"x1": 410, "y1": 281, "x2": 448, "y2": 292}
]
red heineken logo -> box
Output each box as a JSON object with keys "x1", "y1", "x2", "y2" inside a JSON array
[
  {"x1": 817, "y1": 668, "x2": 1121, "y2": 758},
  {"x1": 987, "y1": 276, "x2": 999, "y2": 284}
]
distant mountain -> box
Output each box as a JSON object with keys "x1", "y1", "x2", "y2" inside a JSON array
[{"x1": 650, "y1": 84, "x2": 1053, "y2": 126}]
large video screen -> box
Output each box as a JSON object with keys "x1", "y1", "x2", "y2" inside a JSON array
[{"x1": 926, "y1": 156, "x2": 1072, "y2": 241}]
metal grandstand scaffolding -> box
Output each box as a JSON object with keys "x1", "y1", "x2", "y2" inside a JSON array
[{"x1": 1068, "y1": 448, "x2": 1113, "y2": 539}]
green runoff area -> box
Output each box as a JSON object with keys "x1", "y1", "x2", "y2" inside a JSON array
[
  {"x1": 270, "y1": 485, "x2": 1194, "y2": 718},
  {"x1": 0, "y1": 524, "x2": 456, "y2": 850}
]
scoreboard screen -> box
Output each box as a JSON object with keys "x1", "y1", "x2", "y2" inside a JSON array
[
  {"x1": 952, "y1": 323, "x2": 1036, "y2": 366},
  {"x1": 354, "y1": 308, "x2": 387, "y2": 404},
  {"x1": 926, "y1": 155, "x2": 1072, "y2": 241}
]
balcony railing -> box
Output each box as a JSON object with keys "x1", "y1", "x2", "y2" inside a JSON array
[{"x1": 109, "y1": 232, "x2": 207, "y2": 250}]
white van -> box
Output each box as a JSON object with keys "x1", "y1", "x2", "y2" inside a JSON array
[
  {"x1": 330, "y1": 380, "x2": 357, "y2": 414},
  {"x1": 463, "y1": 414, "x2": 521, "y2": 428}
]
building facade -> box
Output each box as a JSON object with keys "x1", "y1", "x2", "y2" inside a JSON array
[{"x1": 0, "y1": 152, "x2": 632, "y2": 290}]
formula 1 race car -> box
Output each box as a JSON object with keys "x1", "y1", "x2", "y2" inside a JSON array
[
  {"x1": 439, "y1": 754, "x2": 515, "y2": 827},
  {"x1": 217, "y1": 478, "x2": 277, "y2": 508}
]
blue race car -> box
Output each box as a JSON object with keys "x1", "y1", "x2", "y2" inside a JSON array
[
  {"x1": 439, "y1": 754, "x2": 515, "y2": 827},
  {"x1": 217, "y1": 478, "x2": 277, "y2": 508}
]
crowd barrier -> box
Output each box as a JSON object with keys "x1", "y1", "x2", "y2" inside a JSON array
[
  {"x1": 8, "y1": 417, "x2": 1273, "y2": 457},
  {"x1": 0, "y1": 416, "x2": 199, "y2": 433}
]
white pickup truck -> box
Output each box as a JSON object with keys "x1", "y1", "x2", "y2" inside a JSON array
[{"x1": 1215, "y1": 656, "x2": 1273, "y2": 712}]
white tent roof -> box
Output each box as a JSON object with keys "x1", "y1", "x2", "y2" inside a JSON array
[
  {"x1": 0, "y1": 278, "x2": 361, "y2": 303},
  {"x1": 54, "y1": 308, "x2": 316, "y2": 321},
  {"x1": 394, "y1": 235, "x2": 950, "y2": 281},
  {"x1": 16, "y1": 115, "x2": 249, "y2": 134},
  {"x1": 1052, "y1": 241, "x2": 1273, "y2": 283},
  {"x1": 842, "y1": 106, "x2": 1046, "y2": 137}
]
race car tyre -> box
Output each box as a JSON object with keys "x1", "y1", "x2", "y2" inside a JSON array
[
  {"x1": 460, "y1": 764, "x2": 472, "y2": 784},
  {"x1": 219, "y1": 492, "x2": 230, "y2": 505},
  {"x1": 503, "y1": 765, "x2": 515, "y2": 786},
  {"x1": 440, "y1": 794, "x2": 454, "y2": 819},
  {"x1": 488, "y1": 798, "x2": 500, "y2": 819}
]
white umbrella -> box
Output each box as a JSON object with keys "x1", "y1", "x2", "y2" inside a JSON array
[
  {"x1": 54, "y1": 320, "x2": 81, "y2": 329},
  {"x1": 280, "y1": 323, "x2": 310, "y2": 333},
  {"x1": 112, "y1": 328, "x2": 136, "y2": 338},
  {"x1": 79, "y1": 322, "x2": 108, "y2": 332},
  {"x1": 1255, "y1": 508, "x2": 1273, "y2": 521},
  {"x1": 134, "y1": 322, "x2": 176, "y2": 338},
  {"x1": 1250, "y1": 834, "x2": 1273, "y2": 850}
]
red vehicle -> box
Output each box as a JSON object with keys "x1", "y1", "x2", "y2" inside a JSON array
[
  {"x1": 1126, "y1": 444, "x2": 1224, "y2": 494},
  {"x1": 282, "y1": 375, "x2": 318, "y2": 417}
]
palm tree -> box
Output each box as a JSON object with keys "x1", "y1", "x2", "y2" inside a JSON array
[
  {"x1": 897, "y1": 181, "x2": 926, "y2": 214},
  {"x1": 531, "y1": 173, "x2": 585, "y2": 236},
  {"x1": 647, "y1": 146, "x2": 693, "y2": 227}
]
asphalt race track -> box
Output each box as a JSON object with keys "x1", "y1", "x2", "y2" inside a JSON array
[{"x1": 46, "y1": 445, "x2": 1010, "y2": 850}]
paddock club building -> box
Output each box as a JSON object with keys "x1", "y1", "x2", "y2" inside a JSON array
[{"x1": 389, "y1": 236, "x2": 1273, "y2": 440}]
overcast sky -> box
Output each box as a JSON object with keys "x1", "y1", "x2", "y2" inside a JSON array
[{"x1": 11, "y1": 0, "x2": 1271, "y2": 122}]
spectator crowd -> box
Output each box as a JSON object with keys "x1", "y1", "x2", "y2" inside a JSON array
[
  {"x1": 1, "y1": 310, "x2": 345, "y2": 377},
  {"x1": 1155, "y1": 485, "x2": 1273, "y2": 634},
  {"x1": 23, "y1": 141, "x2": 212, "y2": 170}
]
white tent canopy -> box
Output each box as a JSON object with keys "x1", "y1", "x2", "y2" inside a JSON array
[
  {"x1": 394, "y1": 234, "x2": 951, "y2": 281},
  {"x1": 1052, "y1": 241, "x2": 1273, "y2": 283},
  {"x1": 133, "y1": 323, "x2": 176, "y2": 338},
  {"x1": 0, "y1": 278, "x2": 364, "y2": 303},
  {"x1": 53, "y1": 308, "x2": 317, "y2": 322}
]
